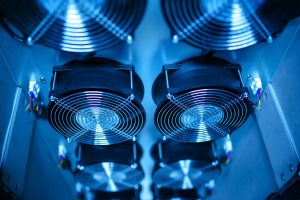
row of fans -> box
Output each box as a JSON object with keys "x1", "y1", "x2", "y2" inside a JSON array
[
  {"x1": 48, "y1": 57, "x2": 248, "y2": 198},
  {"x1": 48, "y1": 57, "x2": 251, "y2": 145},
  {"x1": 1, "y1": 0, "x2": 299, "y2": 52},
  {"x1": 73, "y1": 136, "x2": 232, "y2": 199}
]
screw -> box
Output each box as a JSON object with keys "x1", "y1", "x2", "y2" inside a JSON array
[
  {"x1": 40, "y1": 76, "x2": 46, "y2": 84},
  {"x1": 172, "y1": 34, "x2": 179, "y2": 43},
  {"x1": 281, "y1": 173, "x2": 286, "y2": 181},
  {"x1": 126, "y1": 35, "x2": 133, "y2": 44},
  {"x1": 247, "y1": 74, "x2": 253, "y2": 80}
]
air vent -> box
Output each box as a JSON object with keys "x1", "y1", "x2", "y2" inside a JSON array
[
  {"x1": 47, "y1": 58, "x2": 146, "y2": 145},
  {"x1": 0, "y1": 0, "x2": 146, "y2": 52},
  {"x1": 152, "y1": 57, "x2": 252, "y2": 143},
  {"x1": 76, "y1": 142, "x2": 144, "y2": 192},
  {"x1": 151, "y1": 141, "x2": 220, "y2": 191},
  {"x1": 161, "y1": 0, "x2": 300, "y2": 50}
]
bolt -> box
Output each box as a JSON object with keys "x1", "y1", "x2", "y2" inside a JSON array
[
  {"x1": 40, "y1": 76, "x2": 46, "y2": 84},
  {"x1": 159, "y1": 162, "x2": 166, "y2": 168},
  {"x1": 126, "y1": 35, "x2": 133, "y2": 44},
  {"x1": 132, "y1": 136, "x2": 136, "y2": 142},
  {"x1": 172, "y1": 34, "x2": 179, "y2": 43},
  {"x1": 247, "y1": 74, "x2": 253, "y2": 80},
  {"x1": 162, "y1": 135, "x2": 167, "y2": 141},
  {"x1": 281, "y1": 173, "x2": 286, "y2": 181}
]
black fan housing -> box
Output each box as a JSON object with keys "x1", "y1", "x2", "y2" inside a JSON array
[
  {"x1": 76, "y1": 141, "x2": 144, "y2": 192},
  {"x1": 0, "y1": 0, "x2": 147, "y2": 52},
  {"x1": 47, "y1": 58, "x2": 146, "y2": 145},
  {"x1": 151, "y1": 140, "x2": 220, "y2": 190},
  {"x1": 152, "y1": 57, "x2": 252, "y2": 143}
]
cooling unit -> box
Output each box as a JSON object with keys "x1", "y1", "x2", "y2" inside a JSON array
[
  {"x1": 76, "y1": 141, "x2": 144, "y2": 192},
  {"x1": 151, "y1": 140, "x2": 221, "y2": 192},
  {"x1": 47, "y1": 58, "x2": 146, "y2": 145},
  {"x1": 152, "y1": 57, "x2": 252, "y2": 143},
  {"x1": 0, "y1": 0, "x2": 146, "y2": 52},
  {"x1": 161, "y1": 0, "x2": 300, "y2": 50}
]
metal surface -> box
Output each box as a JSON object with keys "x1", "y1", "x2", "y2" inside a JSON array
[
  {"x1": 271, "y1": 25, "x2": 300, "y2": 159},
  {"x1": 0, "y1": 87, "x2": 35, "y2": 197},
  {"x1": 256, "y1": 84, "x2": 299, "y2": 188}
]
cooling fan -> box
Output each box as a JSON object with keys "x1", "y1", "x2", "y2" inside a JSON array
[
  {"x1": 152, "y1": 57, "x2": 252, "y2": 143},
  {"x1": 0, "y1": 0, "x2": 146, "y2": 52},
  {"x1": 151, "y1": 140, "x2": 220, "y2": 192},
  {"x1": 76, "y1": 141, "x2": 144, "y2": 192},
  {"x1": 47, "y1": 58, "x2": 146, "y2": 145},
  {"x1": 161, "y1": 0, "x2": 300, "y2": 51}
]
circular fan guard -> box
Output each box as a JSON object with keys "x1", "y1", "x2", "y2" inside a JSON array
[
  {"x1": 155, "y1": 88, "x2": 248, "y2": 143},
  {"x1": 162, "y1": 0, "x2": 296, "y2": 50},
  {"x1": 153, "y1": 159, "x2": 219, "y2": 190},
  {"x1": 0, "y1": 0, "x2": 146, "y2": 52},
  {"x1": 48, "y1": 90, "x2": 145, "y2": 145},
  {"x1": 76, "y1": 162, "x2": 144, "y2": 192}
]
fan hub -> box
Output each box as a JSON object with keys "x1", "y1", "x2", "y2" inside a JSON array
[
  {"x1": 180, "y1": 105, "x2": 223, "y2": 130},
  {"x1": 75, "y1": 107, "x2": 119, "y2": 132}
]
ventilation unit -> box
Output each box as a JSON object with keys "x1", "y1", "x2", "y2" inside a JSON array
[
  {"x1": 161, "y1": 0, "x2": 300, "y2": 50},
  {"x1": 47, "y1": 58, "x2": 146, "y2": 145},
  {"x1": 0, "y1": 0, "x2": 146, "y2": 52},
  {"x1": 151, "y1": 140, "x2": 221, "y2": 195},
  {"x1": 76, "y1": 141, "x2": 144, "y2": 192},
  {"x1": 152, "y1": 57, "x2": 252, "y2": 143}
]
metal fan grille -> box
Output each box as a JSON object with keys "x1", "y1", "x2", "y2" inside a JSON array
[
  {"x1": 162, "y1": 0, "x2": 275, "y2": 50},
  {"x1": 153, "y1": 160, "x2": 219, "y2": 189},
  {"x1": 76, "y1": 162, "x2": 144, "y2": 192},
  {"x1": 0, "y1": 0, "x2": 145, "y2": 52},
  {"x1": 48, "y1": 90, "x2": 145, "y2": 145},
  {"x1": 155, "y1": 88, "x2": 248, "y2": 142}
]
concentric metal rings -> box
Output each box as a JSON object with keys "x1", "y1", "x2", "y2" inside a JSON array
[
  {"x1": 48, "y1": 90, "x2": 145, "y2": 145},
  {"x1": 162, "y1": 0, "x2": 288, "y2": 50},
  {"x1": 155, "y1": 88, "x2": 249, "y2": 143},
  {"x1": 0, "y1": 0, "x2": 146, "y2": 52}
]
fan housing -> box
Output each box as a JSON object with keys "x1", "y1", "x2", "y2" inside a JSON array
[{"x1": 47, "y1": 58, "x2": 146, "y2": 145}]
